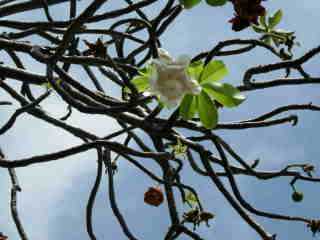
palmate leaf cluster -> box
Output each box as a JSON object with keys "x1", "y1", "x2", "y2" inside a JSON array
[
  {"x1": 252, "y1": 10, "x2": 298, "y2": 59},
  {"x1": 130, "y1": 60, "x2": 245, "y2": 129}
]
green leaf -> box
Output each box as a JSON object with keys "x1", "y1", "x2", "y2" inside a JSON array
[
  {"x1": 271, "y1": 36, "x2": 281, "y2": 47},
  {"x1": 197, "y1": 91, "x2": 218, "y2": 129},
  {"x1": 268, "y1": 9, "x2": 283, "y2": 29},
  {"x1": 188, "y1": 60, "x2": 204, "y2": 81},
  {"x1": 202, "y1": 82, "x2": 246, "y2": 107},
  {"x1": 259, "y1": 15, "x2": 268, "y2": 29},
  {"x1": 252, "y1": 24, "x2": 266, "y2": 34},
  {"x1": 139, "y1": 64, "x2": 153, "y2": 76},
  {"x1": 127, "y1": 75, "x2": 149, "y2": 93},
  {"x1": 179, "y1": 0, "x2": 201, "y2": 9},
  {"x1": 172, "y1": 139, "x2": 188, "y2": 157},
  {"x1": 185, "y1": 191, "x2": 198, "y2": 206},
  {"x1": 200, "y1": 60, "x2": 228, "y2": 84},
  {"x1": 179, "y1": 94, "x2": 197, "y2": 120},
  {"x1": 205, "y1": 0, "x2": 227, "y2": 6},
  {"x1": 275, "y1": 29, "x2": 295, "y2": 36},
  {"x1": 124, "y1": 65, "x2": 153, "y2": 93},
  {"x1": 43, "y1": 78, "x2": 62, "y2": 89}
]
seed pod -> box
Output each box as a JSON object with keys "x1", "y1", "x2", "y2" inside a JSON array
[{"x1": 144, "y1": 187, "x2": 164, "y2": 207}]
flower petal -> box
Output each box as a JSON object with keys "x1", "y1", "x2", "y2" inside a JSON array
[
  {"x1": 158, "y1": 48, "x2": 173, "y2": 63},
  {"x1": 176, "y1": 54, "x2": 191, "y2": 66}
]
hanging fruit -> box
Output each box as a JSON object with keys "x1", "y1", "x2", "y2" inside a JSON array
[{"x1": 144, "y1": 186, "x2": 164, "y2": 207}]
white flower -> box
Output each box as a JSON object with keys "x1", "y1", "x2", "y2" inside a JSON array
[{"x1": 149, "y1": 48, "x2": 201, "y2": 107}]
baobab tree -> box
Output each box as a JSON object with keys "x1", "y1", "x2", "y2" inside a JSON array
[{"x1": 0, "y1": 0, "x2": 320, "y2": 239}]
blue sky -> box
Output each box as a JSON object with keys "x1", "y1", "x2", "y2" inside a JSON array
[{"x1": 1, "y1": 1, "x2": 320, "y2": 239}]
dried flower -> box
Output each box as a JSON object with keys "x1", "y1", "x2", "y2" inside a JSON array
[
  {"x1": 183, "y1": 208, "x2": 215, "y2": 230},
  {"x1": 229, "y1": 0, "x2": 266, "y2": 31},
  {"x1": 303, "y1": 164, "x2": 315, "y2": 177},
  {"x1": 183, "y1": 209, "x2": 200, "y2": 223},
  {"x1": 307, "y1": 220, "x2": 320, "y2": 236},
  {"x1": 83, "y1": 38, "x2": 107, "y2": 59},
  {"x1": 199, "y1": 211, "x2": 215, "y2": 226}
]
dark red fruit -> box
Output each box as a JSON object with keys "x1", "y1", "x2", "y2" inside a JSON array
[{"x1": 144, "y1": 187, "x2": 164, "y2": 207}]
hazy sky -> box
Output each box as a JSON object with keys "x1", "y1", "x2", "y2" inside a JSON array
[{"x1": 1, "y1": 1, "x2": 320, "y2": 239}]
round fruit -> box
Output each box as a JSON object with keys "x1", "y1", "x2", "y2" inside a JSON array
[
  {"x1": 144, "y1": 187, "x2": 164, "y2": 207},
  {"x1": 292, "y1": 191, "x2": 304, "y2": 202}
]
